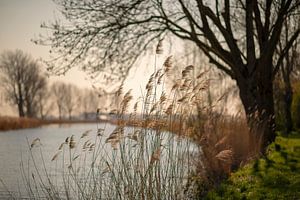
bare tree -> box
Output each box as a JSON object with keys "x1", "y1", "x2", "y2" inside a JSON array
[
  {"x1": 64, "y1": 84, "x2": 81, "y2": 119},
  {"x1": 36, "y1": 85, "x2": 53, "y2": 119},
  {"x1": 0, "y1": 50, "x2": 47, "y2": 117},
  {"x1": 24, "y1": 64, "x2": 47, "y2": 117},
  {"x1": 81, "y1": 89, "x2": 99, "y2": 119},
  {"x1": 38, "y1": 0, "x2": 300, "y2": 151},
  {"x1": 51, "y1": 82, "x2": 67, "y2": 119}
]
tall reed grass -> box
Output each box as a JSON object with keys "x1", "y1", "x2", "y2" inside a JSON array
[{"x1": 1, "y1": 42, "x2": 253, "y2": 199}]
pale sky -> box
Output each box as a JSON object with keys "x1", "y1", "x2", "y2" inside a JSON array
[
  {"x1": 0, "y1": 0, "x2": 95, "y2": 88},
  {"x1": 0, "y1": 0, "x2": 168, "y2": 90},
  {"x1": 0, "y1": 0, "x2": 241, "y2": 116},
  {"x1": 0, "y1": 0, "x2": 174, "y2": 115}
]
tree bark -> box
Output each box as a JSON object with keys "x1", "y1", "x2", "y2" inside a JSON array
[
  {"x1": 283, "y1": 82, "x2": 293, "y2": 133},
  {"x1": 17, "y1": 83, "x2": 25, "y2": 117},
  {"x1": 18, "y1": 101, "x2": 25, "y2": 117},
  {"x1": 236, "y1": 61, "x2": 276, "y2": 154},
  {"x1": 26, "y1": 102, "x2": 34, "y2": 118}
]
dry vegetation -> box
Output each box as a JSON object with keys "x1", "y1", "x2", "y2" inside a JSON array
[
  {"x1": 0, "y1": 116, "x2": 42, "y2": 131},
  {"x1": 0, "y1": 116, "x2": 109, "y2": 131},
  {"x1": 1, "y1": 53, "x2": 256, "y2": 199},
  {"x1": 106, "y1": 53, "x2": 256, "y2": 197},
  {"x1": 115, "y1": 108, "x2": 253, "y2": 197}
]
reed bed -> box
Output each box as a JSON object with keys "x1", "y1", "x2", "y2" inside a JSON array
[
  {"x1": 0, "y1": 52, "x2": 203, "y2": 199},
  {"x1": 0, "y1": 116, "x2": 109, "y2": 132},
  {"x1": 1, "y1": 43, "x2": 253, "y2": 199},
  {"x1": 0, "y1": 116, "x2": 42, "y2": 131}
]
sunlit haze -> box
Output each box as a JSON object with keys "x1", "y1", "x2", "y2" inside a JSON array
[
  {"x1": 0, "y1": 0, "x2": 93, "y2": 88},
  {"x1": 0, "y1": 0, "x2": 166, "y2": 115}
]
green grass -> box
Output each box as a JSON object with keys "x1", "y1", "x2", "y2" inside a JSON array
[{"x1": 205, "y1": 132, "x2": 300, "y2": 200}]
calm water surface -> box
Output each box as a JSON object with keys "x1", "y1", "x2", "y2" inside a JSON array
[{"x1": 0, "y1": 123, "x2": 113, "y2": 196}]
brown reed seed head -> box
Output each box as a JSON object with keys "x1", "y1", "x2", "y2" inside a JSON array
[
  {"x1": 83, "y1": 140, "x2": 91, "y2": 150},
  {"x1": 30, "y1": 138, "x2": 40, "y2": 148},
  {"x1": 163, "y1": 56, "x2": 173, "y2": 73},
  {"x1": 89, "y1": 144, "x2": 95, "y2": 152},
  {"x1": 69, "y1": 135, "x2": 75, "y2": 149},
  {"x1": 156, "y1": 39, "x2": 163, "y2": 54},
  {"x1": 105, "y1": 126, "x2": 124, "y2": 145},
  {"x1": 150, "y1": 148, "x2": 161, "y2": 165},
  {"x1": 81, "y1": 129, "x2": 91, "y2": 138},
  {"x1": 172, "y1": 82, "x2": 180, "y2": 91},
  {"x1": 159, "y1": 92, "x2": 167, "y2": 103},
  {"x1": 157, "y1": 74, "x2": 164, "y2": 85},
  {"x1": 133, "y1": 102, "x2": 139, "y2": 113},
  {"x1": 196, "y1": 69, "x2": 210, "y2": 79},
  {"x1": 165, "y1": 104, "x2": 173, "y2": 115},
  {"x1": 121, "y1": 90, "x2": 133, "y2": 113},
  {"x1": 182, "y1": 65, "x2": 194, "y2": 78},
  {"x1": 215, "y1": 149, "x2": 233, "y2": 163},
  {"x1": 97, "y1": 128, "x2": 105, "y2": 136}
]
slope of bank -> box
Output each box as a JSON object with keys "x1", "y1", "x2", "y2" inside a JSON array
[{"x1": 205, "y1": 132, "x2": 300, "y2": 200}]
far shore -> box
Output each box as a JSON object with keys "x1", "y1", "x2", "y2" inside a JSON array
[
  {"x1": 0, "y1": 116, "x2": 109, "y2": 131},
  {"x1": 0, "y1": 116, "x2": 189, "y2": 142}
]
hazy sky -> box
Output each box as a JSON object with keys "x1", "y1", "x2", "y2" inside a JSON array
[
  {"x1": 0, "y1": 1, "x2": 241, "y2": 117},
  {"x1": 0, "y1": 0, "x2": 163, "y2": 90},
  {"x1": 0, "y1": 0, "x2": 96, "y2": 88},
  {"x1": 0, "y1": 0, "x2": 169, "y2": 115}
]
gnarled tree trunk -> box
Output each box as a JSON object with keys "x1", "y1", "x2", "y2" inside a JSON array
[{"x1": 237, "y1": 60, "x2": 276, "y2": 154}]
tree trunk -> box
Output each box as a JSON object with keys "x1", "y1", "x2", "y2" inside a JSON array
[
  {"x1": 283, "y1": 83, "x2": 293, "y2": 134},
  {"x1": 26, "y1": 102, "x2": 34, "y2": 118},
  {"x1": 18, "y1": 102, "x2": 25, "y2": 117},
  {"x1": 17, "y1": 83, "x2": 25, "y2": 117},
  {"x1": 236, "y1": 62, "x2": 276, "y2": 155},
  {"x1": 39, "y1": 102, "x2": 44, "y2": 119}
]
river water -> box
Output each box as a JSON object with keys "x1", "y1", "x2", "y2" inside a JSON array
[{"x1": 0, "y1": 123, "x2": 198, "y2": 199}]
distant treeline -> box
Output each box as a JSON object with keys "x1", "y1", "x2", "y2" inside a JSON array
[{"x1": 0, "y1": 49, "x2": 109, "y2": 120}]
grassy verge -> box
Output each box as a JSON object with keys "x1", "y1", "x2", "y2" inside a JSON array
[{"x1": 205, "y1": 132, "x2": 300, "y2": 200}]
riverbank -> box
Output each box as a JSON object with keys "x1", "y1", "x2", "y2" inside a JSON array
[
  {"x1": 205, "y1": 132, "x2": 300, "y2": 199},
  {"x1": 0, "y1": 116, "x2": 42, "y2": 131},
  {"x1": 0, "y1": 116, "x2": 105, "y2": 131}
]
